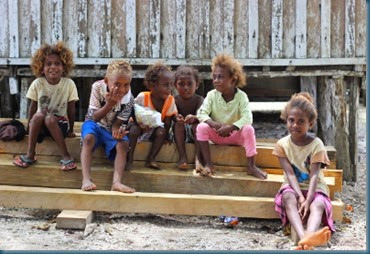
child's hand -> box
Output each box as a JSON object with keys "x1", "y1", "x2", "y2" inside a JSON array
[
  {"x1": 208, "y1": 121, "x2": 222, "y2": 130},
  {"x1": 176, "y1": 114, "x2": 185, "y2": 123},
  {"x1": 112, "y1": 127, "x2": 129, "y2": 140},
  {"x1": 217, "y1": 125, "x2": 234, "y2": 137},
  {"x1": 184, "y1": 114, "x2": 197, "y2": 124},
  {"x1": 106, "y1": 87, "x2": 124, "y2": 105},
  {"x1": 298, "y1": 200, "x2": 310, "y2": 221}
]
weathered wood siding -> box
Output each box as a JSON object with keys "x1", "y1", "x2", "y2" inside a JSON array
[{"x1": 0, "y1": 0, "x2": 366, "y2": 59}]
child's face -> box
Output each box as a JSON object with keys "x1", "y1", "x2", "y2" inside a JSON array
[
  {"x1": 105, "y1": 72, "x2": 131, "y2": 99},
  {"x1": 151, "y1": 71, "x2": 174, "y2": 100},
  {"x1": 212, "y1": 66, "x2": 236, "y2": 94},
  {"x1": 175, "y1": 75, "x2": 198, "y2": 99},
  {"x1": 287, "y1": 107, "x2": 314, "y2": 141},
  {"x1": 43, "y1": 54, "x2": 64, "y2": 85}
]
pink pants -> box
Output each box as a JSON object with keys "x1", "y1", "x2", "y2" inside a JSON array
[{"x1": 196, "y1": 122, "x2": 257, "y2": 157}]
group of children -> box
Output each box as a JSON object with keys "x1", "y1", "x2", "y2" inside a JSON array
[{"x1": 11, "y1": 42, "x2": 334, "y2": 250}]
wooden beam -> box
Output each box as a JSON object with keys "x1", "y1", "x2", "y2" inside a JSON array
[
  {"x1": 56, "y1": 210, "x2": 93, "y2": 230},
  {"x1": 0, "y1": 185, "x2": 344, "y2": 220}
]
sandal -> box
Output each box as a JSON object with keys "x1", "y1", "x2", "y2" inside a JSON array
[
  {"x1": 13, "y1": 155, "x2": 37, "y2": 168},
  {"x1": 60, "y1": 159, "x2": 77, "y2": 171},
  {"x1": 177, "y1": 162, "x2": 189, "y2": 170}
]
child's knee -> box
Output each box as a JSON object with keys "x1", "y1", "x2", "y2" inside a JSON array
[
  {"x1": 196, "y1": 122, "x2": 208, "y2": 134},
  {"x1": 310, "y1": 199, "x2": 325, "y2": 211},
  {"x1": 82, "y1": 134, "x2": 95, "y2": 147},
  {"x1": 44, "y1": 115, "x2": 58, "y2": 127},
  {"x1": 30, "y1": 112, "x2": 45, "y2": 124},
  {"x1": 241, "y1": 124, "x2": 255, "y2": 137},
  {"x1": 282, "y1": 192, "x2": 297, "y2": 206},
  {"x1": 154, "y1": 127, "x2": 166, "y2": 138},
  {"x1": 128, "y1": 125, "x2": 141, "y2": 138}
]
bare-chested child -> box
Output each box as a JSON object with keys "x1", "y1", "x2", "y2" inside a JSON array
[
  {"x1": 80, "y1": 60, "x2": 135, "y2": 193},
  {"x1": 273, "y1": 92, "x2": 334, "y2": 250},
  {"x1": 173, "y1": 65, "x2": 204, "y2": 170}
]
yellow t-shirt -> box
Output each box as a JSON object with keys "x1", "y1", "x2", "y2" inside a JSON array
[
  {"x1": 272, "y1": 135, "x2": 331, "y2": 195},
  {"x1": 26, "y1": 77, "x2": 79, "y2": 117}
]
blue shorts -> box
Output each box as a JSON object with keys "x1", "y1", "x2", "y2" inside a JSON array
[{"x1": 81, "y1": 120, "x2": 129, "y2": 161}]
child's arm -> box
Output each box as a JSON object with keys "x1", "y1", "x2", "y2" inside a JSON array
[
  {"x1": 91, "y1": 87, "x2": 122, "y2": 122},
  {"x1": 27, "y1": 100, "x2": 37, "y2": 133},
  {"x1": 67, "y1": 100, "x2": 76, "y2": 138},
  {"x1": 298, "y1": 163, "x2": 321, "y2": 220},
  {"x1": 278, "y1": 157, "x2": 306, "y2": 205},
  {"x1": 112, "y1": 118, "x2": 128, "y2": 140}
]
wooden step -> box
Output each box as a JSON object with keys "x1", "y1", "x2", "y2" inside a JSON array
[
  {"x1": 0, "y1": 185, "x2": 344, "y2": 221},
  {"x1": 0, "y1": 136, "x2": 337, "y2": 169},
  {"x1": 0, "y1": 154, "x2": 338, "y2": 199}
]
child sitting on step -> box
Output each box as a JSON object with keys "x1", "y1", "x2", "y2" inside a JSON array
[
  {"x1": 13, "y1": 42, "x2": 79, "y2": 171},
  {"x1": 126, "y1": 62, "x2": 177, "y2": 170},
  {"x1": 173, "y1": 65, "x2": 204, "y2": 170},
  {"x1": 273, "y1": 92, "x2": 334, "y2": 250},
  {"x1": 80, "y1": 60, "x2": 135, "y2": 193},
  {"x1": 196, "y1": 54, "x2": 267, "y2": 179}
]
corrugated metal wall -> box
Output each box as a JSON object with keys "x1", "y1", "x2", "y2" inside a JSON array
[{"x1": 0, "y1": 0, "x2": 366, "y2": 60}]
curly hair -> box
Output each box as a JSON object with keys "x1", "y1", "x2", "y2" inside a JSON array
[
  {"x1": 106, "y1": 59, "x2": 132, "y2": 77},
  {"x1": 31, "y1": 41, "x2": 74, "y2": 77},
  {"x1": 211, "y1": 53, "x2": 246, "y2": 88},
  {"x1": 174, "y1": 65, "x2": 200, "y2": 86},
  {"x1": 144, "y1": 61, "x2": 172, "y2": 89},
  {"x1": 281, "y1": 92, "x2": 317, "y2": 123}
]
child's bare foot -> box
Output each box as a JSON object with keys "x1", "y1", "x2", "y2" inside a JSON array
[
  {"x1": 298, "y1": 226, "x2": 331, "y2": 247},
  {"x1": 81, "y1": 179, "x2": 97, "y2": 191},
  {"x1": 198, "y1": 165, "x2": 213, "y2": 177},
  {"x1": 177, "y1": 161, "x2": 189, "y2": 170},
  {"x1": 111, "y1": 182, "x2": 136, "y2": 193},
  {"x1": 145, "y1": 160, "x2": 161, "y2": 170},
  {"x1": 292, "y1": 244, "x2": 314, "y2": 250},
  {"x1": 246, "y1": 165, "x2": 267, "y2": 180}
]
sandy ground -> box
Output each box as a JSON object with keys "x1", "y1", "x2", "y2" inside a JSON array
[{"x1": 0, "y1": 105, "x2": 366, "y2": 251}]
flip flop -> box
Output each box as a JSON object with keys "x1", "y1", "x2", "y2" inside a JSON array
[
  {"x1": 60, "y1": 159, "x2": 77, "y2": 171},
  {"x1": 13, "y1": 155, "x2": 37, "y2": 168},
  {"x1": 177, "y1": 162, "x2": 189, "y2": 170}
]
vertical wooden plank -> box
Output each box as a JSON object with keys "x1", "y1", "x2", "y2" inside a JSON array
[
  {"x1": 320, "y1": 0, "x2": 331, "y2": 57},
  {"x1": 258, "y1": 0, "x2": 271, "y2": 58},
  {"x1": 0, "y1": 0, "x2": 9, "y2": 57},
  {"x1": 87, "y1": 0, "x2": 111, "y2": 57},
  {"x1": 345, "y1": 0, "x2": 355, "y2": 57},
  {"x1": 282, "y1": 0, "x2": 295, "y2": 58},
  {"x1": 300, "y1": 76, "x2": 317, "y2": 132},
  {"x1": 175, "y1": 0, "x2": 186, "y2": 58},
  {"x1": 111, "y1": 0, "x2": 126, "y2": 57},
  {"x1": 125, "y1": 0, "x2": 136, "y2": 57},
  {"x1": 41, "y1": 0, "x2": 63, "y2": 44},
  {"x1": 78, "y1": 0, "x2": 88, "y2": 57},
  {"x1": 186, "y1": 0, "x2": 210, "y2": 59},
  {"x1": 271, "y1": 0, "x2": 283, "y2": 58},
  {"x1": 63, "y1": 0, "x2": 79, "y2": 56},
  {"x1": 248, "y1": 0, "x2": 258, "y2": 58},
  {"x1": 306, "y1": 0, "x2": 320, "y2": 58},
  {"x1": 19, "y1": 0, "x2": 41, "y2": 57},
  {"x1": 161, "y1": 0, "x2": 176, "y2": 58},
  {"x1": 150, "y1": 0, "x2": 160, "y2": 58},
  {"x1": 234, "y1": 0, "x2": 248, "y2": 58},
  {"x1": 137, "y1": 0, "x2": 150, "y2": 57},
  {"x1": 20, "y1": 78, "x2": 31, "y2": 119},
  {"x1": 210, "y1": 0, "x2": 234, "y2": 56},
  {"x1": 348, "y1": 77, "x2": 359, "y2": 181},
  {"x1": 355, "y1": 0, "x2": 366, "y2": 57},
  {"x1": 8, "y1": 0, "x2": 19, "y2": 58},
  {"x1": 331, "y1": 0, "x2": 345, "y2": 57},
  {"x1": 295, "y1": 0, "x2": 307, "y2": 58}
]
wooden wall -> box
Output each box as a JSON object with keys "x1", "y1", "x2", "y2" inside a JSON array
[{"x1": 0, "y1": 0, "x2": 366, "y2": 60}]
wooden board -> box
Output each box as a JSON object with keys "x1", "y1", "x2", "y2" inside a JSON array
[
  {"x1": 56, "y1": 210, "x2": 93, "y2": 230},
  {"x1": 0, "y1": 185, "x2": 344, "y2": 220}
]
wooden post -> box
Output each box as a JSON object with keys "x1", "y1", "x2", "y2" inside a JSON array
[
  {"x1": 20, "y1": 78, "x2": 32, "y2": 119},
  {"x1": 348, "y1": 77, "x2": 359, "y2": 182},
  {"x1": 300, "y1": 76, "x2": 318, "y2": 133}
]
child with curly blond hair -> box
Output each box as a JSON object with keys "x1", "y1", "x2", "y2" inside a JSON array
[
  {"x1": 126, "y1": 62, "x2": 177, "y2": 170},
  {"x1": 196, "y1": 53, "x2": 266, "y2": 179},
  {"x1": 13, "y1": 41, "x2": 79, "y2": 170}
]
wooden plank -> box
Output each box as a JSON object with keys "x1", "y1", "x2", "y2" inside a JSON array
[
  {"x1": 348, "y1": 77, "x2": 359, "y2": 181},
  {"x1": 20, "y1": 78, "x2": 31, "y2": 119},
  {"x1": 56, "y1": 210, "x2": 93, "y2": 230},
  {"x1": 271, "y1": 0, "x2": 283, "y2": 58},
  {"x1": 161, "y1": 0, "x2": 176, "y2": 58},
  {"x1": 300, "y1": 76, "x2": 317, "y2": 132},
  {"x1": 41, "y1": 0, "x2": 63, "y2": 44},
  {"x1": 0, "y1": 185, "x2": 344, "y2": 220},
  {"x1": 306, "y1": 0, "x2": 320, "y2": 58},
  {"x1": 345, "y1": 0, "x2": 355, "y2": 57},
  {"x1": 0, "y1": 0, "x2": 9, "y2": 57},
  {"x1": 136, "y1": 0, "x2": 150, "y2": 57},
  {"x1": 248, "y1": 0, "x2": 258, "y2": 58},
  {"x1": 320, "y1": 0, "x2": 331, "y2": 57},
  {"x1": 125, "y1": 0, "x2": 137, "y2": 57},
  {"x1": 282, "y1": 0, "x2": 295, "y2": 58},
  {"x1": 77, "y1": 0, "x2": 88, "y2": 57},
  {"x1": 355, "y1": 0, "x2": 366, "y2": 57},
  {"x1": 8, "y1": 0, "x2": 19, "y2": 58},
  {"x1": 63, "y1": 0, "x2": 79, "y2": 55},
  {"x1": 258, "y1": 0, "x2": 271, "y2": 58},
  {"x1": 175, "y1": 0, "x2": 186, "y2": 58},
  {"x1": 234, "y1": 0, "x2": 248, "y2": 58},
  {"x1": 19, "y1": 0, "x2": 41, "y2": 57},
  {"x1": 87, "y1": 0, "x2": 111, "y2": 57},
  {"x1": 149, "y1": 0, "x2": 160, "y2": 58},
  {"x1": 295, "y1": 0, "x2": 307, "y2": 58},
  {"x1": 331, "y1": 0, "x2": 345, "y2": 57},
  {"x1": 0, "y1": 154, "x2": 337, "y2": 198}
]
